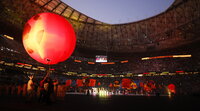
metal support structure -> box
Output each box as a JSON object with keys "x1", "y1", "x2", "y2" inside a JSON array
[
  {"x1": 60, "y1": 5, "x2": 68, "y2": 15},
  {"x1": 68, "y1": 10, "x2": 75, "y2": 18},
  {"x1": 51, "y1": 2, "x2": 62, "y2": 12},
  {"x1": 40, "y1": 0, "x2": 53, "y2": 8},
  {"x1": 77, "y1": 13, "x2": 81, "y2": 22}
]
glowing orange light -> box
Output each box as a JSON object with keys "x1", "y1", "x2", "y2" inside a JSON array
[
  {"x1": 74, "y1": 60, "x2": 82, "y2": 62},
  {"x1": 88, "y1": 62, "x2": 95, "y2": 64},
  {"x1": 121, "y1": 60, "x2": 128, "y2": 63},
  {"x1": 101, "y1": 62, "x2": 115, "y2": 64},
  {"x1": 22, "y1": 13, "x2": 76, "y2": 64}
]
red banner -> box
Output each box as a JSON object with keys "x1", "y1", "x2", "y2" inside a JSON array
[
  {"x1": 88, "y1": 79, "x2": 96, "y2": 87},
  {"x1": 76, "y1": 79, "x2": 83, "y2": 87},
  {"x1": 122, "y1": 78, "x2": 131, "y2": 89},
  {"x1": 65, "y1": 79, "x2": 72, "y2": 87}
]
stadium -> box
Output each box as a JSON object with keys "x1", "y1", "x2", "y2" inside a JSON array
[{"x1": 0, "y1": 0, "x2": 200, "y2": 110}]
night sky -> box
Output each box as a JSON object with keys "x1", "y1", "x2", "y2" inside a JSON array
[{"x1": 62, "y1": 0, "x2": 174, "y2": 24}]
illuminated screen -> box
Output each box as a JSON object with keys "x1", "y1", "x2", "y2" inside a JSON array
[{"x1": 96, "y1": 55, "x2": 107, "y2": 62}]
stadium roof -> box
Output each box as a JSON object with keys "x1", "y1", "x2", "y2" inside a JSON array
[{"x1": 0, "y1": 0, "x2": 199, "y2": 54}]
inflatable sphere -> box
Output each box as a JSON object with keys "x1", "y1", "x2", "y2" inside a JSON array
[{"x1": 22, "y1": 12, "x2": 76, "y2": 64}]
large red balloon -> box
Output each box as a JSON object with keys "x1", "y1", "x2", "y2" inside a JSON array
[{"x1": 22, "y1": 12, "x2": 76, "y2": 64}]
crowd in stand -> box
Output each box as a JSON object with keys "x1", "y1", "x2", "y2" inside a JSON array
[
  {"x1": 1, "y1": 33, "x2": 200, "y2": 75},
  {"x1": 57, "y1": 54, "x2": 199, "y2": 74},
  {"x1": 1, "y1": 34, "x2": 200, "y2": 101},
  {"x1": 52, "y1": 42, "x2": 200, "y2": 74}
]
